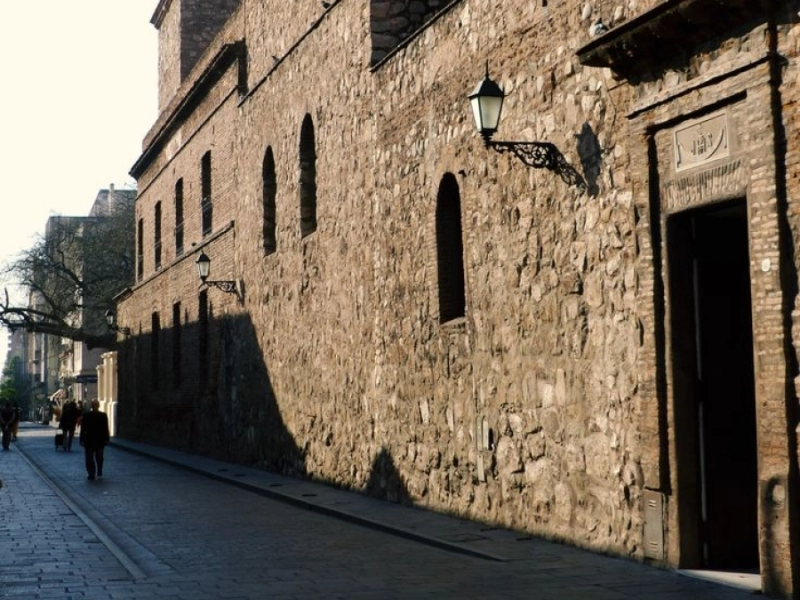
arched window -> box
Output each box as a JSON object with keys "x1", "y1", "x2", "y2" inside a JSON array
[
  {"x1": 263, "y1": 146, "x2": 277, "y2": 253},
  {"x1": 435, "y1": 173, "x2": 466, "y2": 323},
  {"x1": 299, "y1": 114, "x2": 317, "y2": 238}
]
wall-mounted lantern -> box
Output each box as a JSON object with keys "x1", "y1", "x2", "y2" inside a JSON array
[
  {"x1": 105, "y1": 309, "x2": 131, "y2": 336},
  {"x1": 468, "y1": 64, "x2": 559, "y2": 170},
  {"x1": 195, "y1": 251, "x2": 243, "y2": 301}
]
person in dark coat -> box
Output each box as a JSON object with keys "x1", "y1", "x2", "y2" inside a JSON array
[
  {"x1": 0, "y1": 403, "x2": 14, "y2": 450},
  {"x1": 79, "y1": 399, "x2": 110, "y2": 480},
  {"x1": 58, "y1": 399, "x2": 79, "y2": 451},
  {"x1": 11, "y1": 402, "x2": 22, "y2": 441}
]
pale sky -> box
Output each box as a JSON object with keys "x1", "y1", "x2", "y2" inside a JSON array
[{"x1": 0, "y1": 2, "x2": 159, "y2": 368}]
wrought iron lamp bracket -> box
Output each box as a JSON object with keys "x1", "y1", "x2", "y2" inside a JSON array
[
  {"x1": 105, "y1": 309, "x2": 131, "y2": 336},
  {"x1": 485, "y1": 140, "x2": 559, "y2": 170},
  {"x1": 482, "y1": 137, "x2": 586, "y2": 190},
  {"x1": 202, "y1": 279, "x2": 243, "y2": 301},
  {"x1": 207, "y1": 280, "x2": 238, "y2": 295}
]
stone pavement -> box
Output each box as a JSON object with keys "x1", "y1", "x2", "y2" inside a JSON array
[
  {"x1": 109, "y1": 437, "x2": 763, "y2": 597},
  {"x1": 0, "y1": 422, "x2": 763, "y2": 599}
]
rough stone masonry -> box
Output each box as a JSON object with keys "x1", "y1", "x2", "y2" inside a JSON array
[{"x1": 119, "y1": 1, "x2": 800, "y2": 597}]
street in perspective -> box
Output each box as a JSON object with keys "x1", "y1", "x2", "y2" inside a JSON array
[
  {"x1": 1, "y1": 423, "x2": 759, "y2": 600},
  {"x1": 4, "y1": 1, "x2": 800, "y2": 598}
]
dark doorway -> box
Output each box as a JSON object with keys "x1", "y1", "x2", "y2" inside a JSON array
[{"x1": 667, "y1": 199, "x2": 759, "y2": 570}]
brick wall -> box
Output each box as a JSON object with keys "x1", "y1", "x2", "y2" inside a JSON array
[{"x1": 154, "y1": 0, "x2": 241, "y2": 113}]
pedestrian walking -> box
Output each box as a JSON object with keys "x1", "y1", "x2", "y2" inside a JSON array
[
  {"x1": 0, "y1": 403, "x2": 15, "y2": 450},
  {"x1": 75, "y1": 400, "x2": 84, "y2": 431},
  {"x1": 58, "y1": 399, "x2": 79, "y2": 451},
  {"x1": 11, "y1": 402, "x2": 21, "y2": 441},
  {"x1": 79, "y1": 399, "x2": 110, "y2": 480}
]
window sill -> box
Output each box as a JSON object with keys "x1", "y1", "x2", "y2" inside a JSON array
[{"x1": 440, "y1": 316, "x2": 466, "y2": 332}]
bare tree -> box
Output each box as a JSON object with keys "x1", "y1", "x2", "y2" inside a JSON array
[{"x1": 0, "y1": 194, "x2": 135, "y2": 348}]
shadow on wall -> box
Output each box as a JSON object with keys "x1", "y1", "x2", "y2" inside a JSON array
[
  {"x1": 116, "y1": 310, "x2": 411, "y2": 510},
  {"x1": 364, "y1": 447, "x2": 413, "y2": 506},
  {"x1": 116, "y1": 311, "x2": 307, "y2": 478},
  {"x1": 576, "y1": 122, "x2": 602, "y2": 197}
]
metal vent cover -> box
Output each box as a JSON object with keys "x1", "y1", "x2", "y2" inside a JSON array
[{"x1": 643, "y1": 489, "x2": 664, "y2": 560}]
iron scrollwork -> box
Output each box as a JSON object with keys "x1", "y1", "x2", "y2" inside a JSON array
[
  {"x1": 485, "y1": 140, "x2": 587, "y2": 190},
  {"x1": 206, "y1": 280, "x2": 239, "y2": 295}
]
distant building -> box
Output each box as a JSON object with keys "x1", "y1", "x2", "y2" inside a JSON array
[{"x1": 28, "y1": 186, "x2": 135, "y2": 409}]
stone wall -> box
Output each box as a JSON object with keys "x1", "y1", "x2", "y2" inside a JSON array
[
  {"x1": 364, "y1": 0, "x2": 645, "y2": 550},
  {"x1": 119, "y1": 0, "x2": 800, "y2": 592},
  {"x1": 125, "y1": 0, "x2": 648, "y2": 553}
]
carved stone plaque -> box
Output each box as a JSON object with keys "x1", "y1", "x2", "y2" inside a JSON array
[{"x1": 674, "y1": 111, "x2": 729, "y2": 172}]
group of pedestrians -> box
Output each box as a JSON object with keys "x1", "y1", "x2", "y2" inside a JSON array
[
  {"x1": 1, "y1": 402, "x2": 22, "y2": 450},
  {"x1": 2, "y1": 397, "x2": 110, "y2": 481}
]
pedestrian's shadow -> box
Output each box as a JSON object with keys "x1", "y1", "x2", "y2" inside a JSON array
[{"x1": 364, "y1": 447, "x2": 412, "y2": 505}]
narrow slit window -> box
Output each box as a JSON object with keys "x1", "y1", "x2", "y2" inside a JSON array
[
  {"x1": 199, "y1": 290, "x2": 209, "y2": 387},
  {"x1": 175, "y1": 178, "x2": 184, "y2": 256},
  {"x1": 137, "y1": 218, "x2": 144, "y2": 281},
  {"x1": 299, "y1": 115, "x2": 317, "y2": 237},
  {"x1": 435, "y1": 173, "x2": 466, "y2": 323},
  {"x1": 263, "y1": 146, "x2": 277, "y2": 253},
  {"x1": 201, "y1": 151, "x2": 212, "y2": 236},
  {"x1": 172, "y1": 302, "x2": 182, "y2": 389},
  {"x1": 151, "y1": 312, "x2": 160, "y2": 392},
  {"x1": 154, "y1": 201, "x2": 162, "y2": 270}
]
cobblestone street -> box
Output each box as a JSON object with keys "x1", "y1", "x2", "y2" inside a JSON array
[{"x1": 0, "y1": 424, "x2": 760, "y2": 599}]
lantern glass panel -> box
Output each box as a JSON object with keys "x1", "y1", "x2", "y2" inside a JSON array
[
  {"x1": 477, "y1": 94, "x2": 503, "y2": 133},
  {"x1": 195, "y1": 253, "x2": 210, "y2": 279}
]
